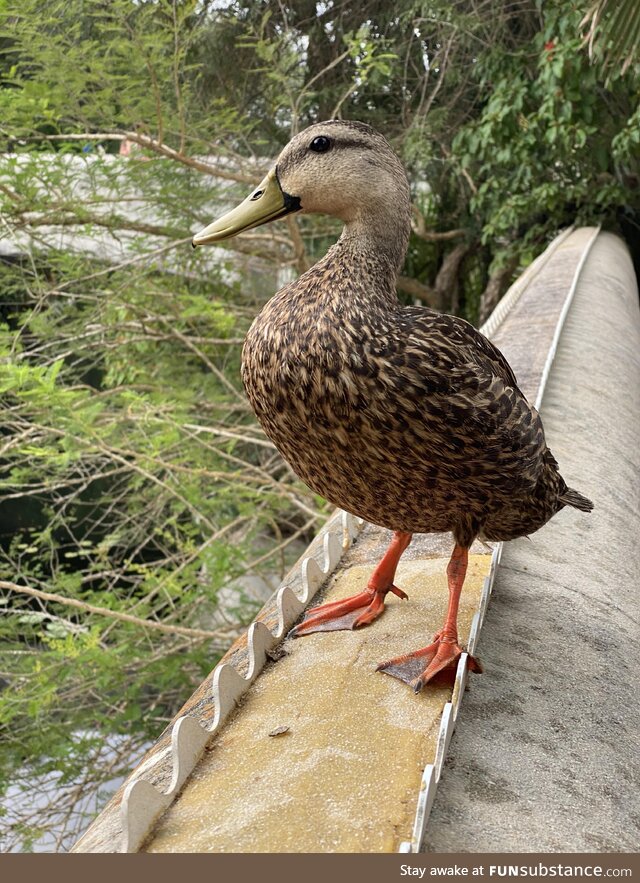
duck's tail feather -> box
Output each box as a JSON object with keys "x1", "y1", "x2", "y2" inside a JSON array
[{"x1": 559, "y1": 488, "x2": 594, "y2": 512}]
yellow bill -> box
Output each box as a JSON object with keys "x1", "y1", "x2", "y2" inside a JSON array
[{"x1": 192, "y1": 168, "x2": 301, "y2": 246}]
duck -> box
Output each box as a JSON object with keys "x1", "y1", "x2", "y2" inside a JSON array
[{"x1": 192, "y1": 120, "x2": 593, "y2": 693}]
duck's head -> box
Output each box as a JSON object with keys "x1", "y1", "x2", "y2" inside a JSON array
[{"x1": 193, "y1": 120, "x2": 411, "y2": 255}]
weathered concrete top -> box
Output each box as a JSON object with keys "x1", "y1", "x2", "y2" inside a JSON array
[{"x1": 143, "y1": 550, "x2": 492, "y2": 853}]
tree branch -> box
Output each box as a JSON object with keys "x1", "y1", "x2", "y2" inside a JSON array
[
  {"x1": 0, "y1": 579, "x2": 235, "y2": 644},
  {"x1": 411, "y1": 205, "x2": 465, "y2": 241},
  {"x1": 435, "y1": 241, "x2": 471, "y2": 313},
  {"x1": 397, "y1": 274, "x2": 441, "y2": 308},
  {"x1": 286, "y1": 215, "x2": 311, "y2": 273},
  {"x1": 19, "y1": 132, "x2": 261, "y2": 185},
  {"x1": 479, "y1": 255, "x2": 519, "y2": 324}
]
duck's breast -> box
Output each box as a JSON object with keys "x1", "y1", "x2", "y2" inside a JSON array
[{"x1": 241, "y1": 303, "x2": 545, "y2": 533}]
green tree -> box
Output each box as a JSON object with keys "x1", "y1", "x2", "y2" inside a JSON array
[{"x1": 0, "y1": 0, "x2": 325, "y2": 851}]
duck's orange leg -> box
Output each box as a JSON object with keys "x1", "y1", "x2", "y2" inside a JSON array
[
  {"x1": 376, "y1": 543, "x2": 482, "y2": 692},
  {"x1": 291, "y1": 530, "x2": 412, "y2": 636}
]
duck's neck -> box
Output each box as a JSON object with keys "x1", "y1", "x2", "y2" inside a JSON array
[
  {"x1": 341, "y1": 208, "x2": 410, "y2": 268},
  {"x1": 318, "y1": 207, "x2": 411, "y2": 306}
]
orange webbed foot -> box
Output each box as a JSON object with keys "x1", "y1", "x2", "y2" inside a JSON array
[
  {"x1": 290, "y1": 583, "x2": 408, "y2": 636},
  {"x1": 376, "y1": 638, "x2": 482, "y2": 693}
]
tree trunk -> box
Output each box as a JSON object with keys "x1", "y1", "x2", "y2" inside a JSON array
[
  {"x1": 398, "y1": 242, "x2": 471, "y2": 312},
  {"x1": 479, "y1": 256, "x2": 519, "y2": 325},
  {"x1": 434, "y1": 242, "x2": 470, "y2": 313}
]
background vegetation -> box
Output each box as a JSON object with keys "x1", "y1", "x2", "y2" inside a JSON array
[{"x1": 0, "y1": 0, "x2": 638, "y2": 851}]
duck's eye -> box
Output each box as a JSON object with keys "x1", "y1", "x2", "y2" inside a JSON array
[{"x1": 309, "y1": 135, "x2": 332, "y2": 153}]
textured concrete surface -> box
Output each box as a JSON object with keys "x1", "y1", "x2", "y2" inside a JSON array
[
  {"x1": 423, "y1": 232, "x2": 640, "y2": 853},
  {"x1": 143, "y1": 554, "x2": 492, "y2": 853}
]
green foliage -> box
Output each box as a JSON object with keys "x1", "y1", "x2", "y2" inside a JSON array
[
  {"x1": 0, "y1": 243, "x2": 322, "y2": 849},
  {"x1": 451, "y1": 3, "x2": 640, "y2": 266}
]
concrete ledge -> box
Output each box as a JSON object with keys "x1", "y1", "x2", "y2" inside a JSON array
[{"x1": 144, "y1": 547, "x2": 493, "y2": 853}]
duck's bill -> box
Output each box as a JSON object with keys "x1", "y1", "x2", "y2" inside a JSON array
[{"x1": 192, "y1": 169, "x2": 301, "y2": 246}]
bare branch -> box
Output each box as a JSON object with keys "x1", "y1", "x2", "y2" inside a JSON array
[
  {"x1": 0, "y1": 580, "x2": 235, "y2": 643},
  {"x1": 397, "y1": 274, "x2": 441, "y2": 308},
  {"x1": 19, "y1": 132, "x2": 262, "y2": 185},
  {"x1": 285, "y1": 215, "x2": 310, "y2": 274},
  {"x1": 411, "y1": 205, "x2": 465, "y2": 241},
  {"x1": 479, "y1": 255, "x2": 519, "y2": 324}
]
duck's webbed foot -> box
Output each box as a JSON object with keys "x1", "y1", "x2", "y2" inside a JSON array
[
  {"x1": 291, "y1": 583, "x2": 408, "y2": 636},
  {"x1": 376, "y1": 636, "x2": 482, "y2": 693},
  {"x1": 291, "y1": 530, "x2": 412, "y2": 637},
  {"x1": 376, "y1": 542, "x2": 482, "y2": 692}
]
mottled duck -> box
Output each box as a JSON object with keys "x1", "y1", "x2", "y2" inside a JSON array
[{"x1": 193, "y1": 121, "x2": 593, "y2": 692}]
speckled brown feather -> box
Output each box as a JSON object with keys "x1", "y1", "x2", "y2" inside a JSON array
[{"x1": 240, "y1": 121, "x2": 592, "y2": 551}]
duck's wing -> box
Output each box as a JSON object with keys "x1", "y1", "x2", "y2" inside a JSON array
[
  {"x1": 405, "y1": 309, "x2": 521, "y2": 393},
  {"x1": 397, "y1": 307, "x2": 547, "y2": 494}
]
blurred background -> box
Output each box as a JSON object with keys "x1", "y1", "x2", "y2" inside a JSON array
[{"x1": 0, "y1": 0, "x2": 638, "y2": 851}]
